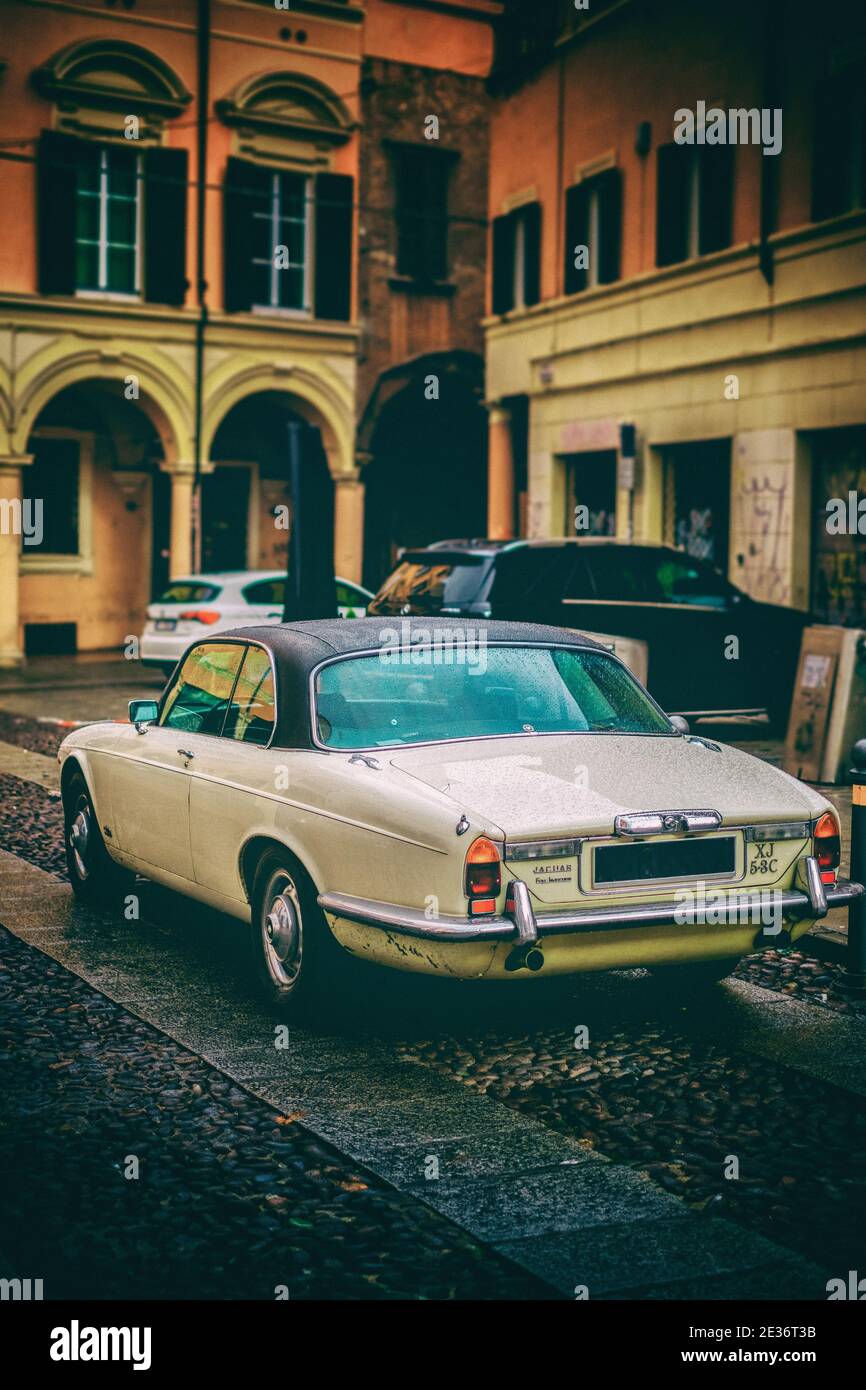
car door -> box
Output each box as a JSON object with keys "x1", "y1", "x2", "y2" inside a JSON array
[
  {"x1": 188, "y1": 643, "x2": 280, "y2": 904},
  {"x1": 109, "y1": 641, "x2": 246, "y2": 881}
]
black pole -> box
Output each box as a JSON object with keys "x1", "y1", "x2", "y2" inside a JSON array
[
  {"x1": 847, "y1": 738, "x2": 866, "y2": 995},
  {"x1": 192, "y1": 0, "x2": 211, "y2": 566}
]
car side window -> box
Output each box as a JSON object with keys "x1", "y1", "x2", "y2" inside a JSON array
[
  {"x1": 222, "y1": 646, "x2": 276, "y2": 746},
  {"x1": 654, "y1": 556, "x2": 732, "y2": 609},
  {"x1": 244, "y1": 578, "x2": 285, "y2": 606},
  {"x1": 159, "y1": 643, "x2": 246, "y2": 736},
  {"x1": 585, "y1": 549, "x2": 652, "y2": 602},
  {"x1": 489, "y1": 548, "x2": 576, "y2": 607}
]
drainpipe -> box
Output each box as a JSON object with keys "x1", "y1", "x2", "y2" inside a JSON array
[
  {"x1": 192, "y1": 0, "x2": 211, "y2": 569},
  {"x1": 758, "y1": 0, "x2": 778, "y2": 287}
]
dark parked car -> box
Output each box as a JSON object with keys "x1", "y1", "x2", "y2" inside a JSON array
[{"x1": 367, "y1": 539, "x2": 809, "y2": 728}]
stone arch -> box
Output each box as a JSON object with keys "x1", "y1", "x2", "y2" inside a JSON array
[
  {"x1": 32, "y1": 38, "x2": 192, "y2": 123},
  {"x1": 203, "y1": 362, "x2": 353, "y2": 478},
  {"x1": 12, "y1": 345, "x2": 193, "y2": 465}
]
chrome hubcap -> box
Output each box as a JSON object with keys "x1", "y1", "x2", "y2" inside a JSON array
[
  {"x1": 69, "y1": 802, "x2": 92, "y2": 880},
  {"x1": 263, "y1": 873, "x2": 303, "y2": 988}
]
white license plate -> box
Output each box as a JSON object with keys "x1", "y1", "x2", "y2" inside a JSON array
[{"x1": 155, "y1": 619, "x2": 176, "y2": 632}]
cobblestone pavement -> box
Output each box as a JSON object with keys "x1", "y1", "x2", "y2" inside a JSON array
[{"x1": 0, "y1": 924, "x2": 549, "y2": 1301}]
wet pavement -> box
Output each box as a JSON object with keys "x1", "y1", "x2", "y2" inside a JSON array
[{"x1": 1, "y1": 660, "x2": 865, "y2": 1299}]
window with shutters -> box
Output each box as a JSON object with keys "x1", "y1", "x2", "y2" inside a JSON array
[
  {"x1": 75, "y1": 145, "x2": 142, "y2": 296},
  {"x1": 656, "y1": 143, "x2": 733, "y2": 267},
  {"x1": 812, "y1": 60, "x2": 866, "y2": 221},
  {"x1": 250, "y1": 171, "x2": 312, "y2": 313},
  {"x1": 491, "y1": 201, "x2": 541, "y2": 314},
  {"x1": 564, "y1": 168, "x2": 621, "y2": 294},
  {"x1": 391, "y1": 145, "x2": 454, "y2": 282}
]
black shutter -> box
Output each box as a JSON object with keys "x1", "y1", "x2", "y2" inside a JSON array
[
  {"x1": 491, "y1": 212, "x2": 515, "y2": 314},
  {"x1": 811, "y1": 75, "x2": 851, "y2": 220},
  {"x1": 563, "y1": 182, "x2": 589, "y2": 294},
  {"x1": 596, "y1": 166, "x2": 622, "y2": 284},
  {"x1": 37, "y1": 130, "x2": 87, "y2": 295},
  {"x1": 223, "y1": 157, "x2": 268, "y2": 313},
  {"x1": 699, "y1": 145, "x2": 734, "y2": 255},
  {"x1": 522, "y1": 200, "x2": 541, "y2": 306},
  {"x1": 656, "y1": 142, "x2": 690, "y2": 267},
  {"x1": 314, "y1": 172, "x2": 353, "y2": 321},
  {"x1": 144, "y1": 146, "x2": 188, "y2": 306},
  {"x1": 424, "y1": 154, "x2": 450, "y2": 282}
]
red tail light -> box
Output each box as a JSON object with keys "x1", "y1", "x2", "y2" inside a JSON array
[
  {"x1": 464, "y1": 837, "x2": 501, "y2": 916},
  {"x1": 814, "y1": 812, "x2": 840, "y2": 884},
  {"x1": 179, "y1": 610, "x2": 220, "y2": 625}
]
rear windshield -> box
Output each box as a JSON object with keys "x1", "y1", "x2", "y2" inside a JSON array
[
  {"x1": 368, "y1": 556, "x2": 485, "y2": 612},
  {"x1": 157, "y1": 582, "x2": 221, "y2": 604},
  {"x1": 314, "y1": 644, "x2": 672, "y2": 749}
]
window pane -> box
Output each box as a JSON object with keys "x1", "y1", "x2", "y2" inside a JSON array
[
  {"x1": 223, "y1": 647, "x2": 276, "y2": 745},
  {"x1": 107, "y1": 147, "x2": 138, "y2": 198},
  {"x1": 244, "y1": 579, "x2": 285, "y2": 605},
  {"x1": 75, "y1": 240, "x2": 100, "y2": 290},
  {"x1": 160, "y1": 643, "x2": 245, "y2": 735},
  {"x1": 315, "y1": 646, "x2": 670, "y2": 749},
  {"x1": 107, "y1": 244, "x2": 136, "y2": 292},
  {"x1": 76, "y1": 192, "x2": 100, "y2": 241},
  {"x1": 108, "y1": 192, "x2": 137, "y2": 244}
]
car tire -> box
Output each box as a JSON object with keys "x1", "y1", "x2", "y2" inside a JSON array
[
  {"x1": 249, "y1": 848, "x2": 350, "y2": 1014},
  {"x1": 651, "y1": 958, "x2": 737, "y2": 992},
  {"x1": 63, "y1": 768, "x2": 133, "y2": 908}
]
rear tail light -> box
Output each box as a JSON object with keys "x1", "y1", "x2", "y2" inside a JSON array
[
  {"x1": 814, "y1": 812, "x2": 840, "y2": 884},
  {"x1": 464, "y1": 836, "x2": 501, "y2": 916},
  {"x1": 179, "y1": 610, "x2": 220, "y2": 625}
]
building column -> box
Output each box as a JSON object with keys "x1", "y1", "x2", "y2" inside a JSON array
[
  {"x1": 333, "y1": 470, "x2": 365, "y2": 584},
  {"x1": 487, "y1": 404, "x2": 515, "y2": 540},
  {"x1": 0, "y1": 455, "x2": 33, "y2": 668},
  {"x1": 168, "y1": 469, "x2": 195, "y2": 579}
]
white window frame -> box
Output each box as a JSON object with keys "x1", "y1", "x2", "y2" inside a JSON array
[
  {"x1": 74, "y1": 146, "x2": 142, "y2": 301},
  {"x1": 251, "y1": 171, "x2": 313, "y2": 317}
]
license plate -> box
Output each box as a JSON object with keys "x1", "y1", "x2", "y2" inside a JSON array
[
  {"x1": 155, "y1": 619, "x2": 176, "y2": 632},
  {"x1": 594, "y1": 836, "x2": 736, "y2": 886}
]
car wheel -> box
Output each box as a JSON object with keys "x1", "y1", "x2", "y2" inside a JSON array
[
  {"x1": 249, "y1": 848, "x2": 348, "y2": 1013},
  {"x1": 651, "y1": 958, "x2": 738, "y2": 992},
  {"x1": 63, "y1": 769, "x2": 132, "y2": 907}
]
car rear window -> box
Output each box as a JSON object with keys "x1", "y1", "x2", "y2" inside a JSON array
[
  {"x1": 157, "y1": 581, "x2": 221, "y2": 604},
  {"x1": 314, "y1": 644, "x2": 672, "y2": 749},
  {"x1": 243, "y1": 578, "x2": 285, "y2": 605},
  {"x1": 368, "y1": 554, "x2": 486, "y2": 612}
]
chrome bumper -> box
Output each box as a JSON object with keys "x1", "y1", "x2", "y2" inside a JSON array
[{"x1": 318, "y1": 857, "x2": 864, "y2": 947}]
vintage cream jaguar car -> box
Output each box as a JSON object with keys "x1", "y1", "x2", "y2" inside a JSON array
[{"x1": 58, "y1": 618, "x2": 862, "y2": 1011}]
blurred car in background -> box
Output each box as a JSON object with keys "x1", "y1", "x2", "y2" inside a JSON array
[
  {"x1": 141, "y1": 570, "x2": 372, "y2": 675},
  {"x1": 367, "y1": 539, "x2": 809, "y2": 729}
]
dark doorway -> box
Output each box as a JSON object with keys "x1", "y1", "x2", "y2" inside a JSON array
[
  {"x1": 565, "y1": 450, "x2": 617, "y2": 535},
  {"x1": 810, "y1": 425, "x2": 866, "y2": 626},
  {"x1": 201, "y1": 468, "x2": 251, "y2": 571},
  {"x1": 664, "y1": 439, "x2": 731, "y2": 569},
  {"x1": 360, "y1": 352, "x2": 486, "y2": 591}
]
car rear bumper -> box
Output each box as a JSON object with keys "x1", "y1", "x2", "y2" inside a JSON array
[{"x1": 319, "y1": 860, "x2": 864, "y2": 947}]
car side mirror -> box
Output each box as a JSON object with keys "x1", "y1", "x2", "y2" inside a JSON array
[
  {"x1": 669, "y1": 714, "x2": 690, "y2": 735},
  {"x1": 129, "y1": 699, "x2": 159, "y2": 732}
]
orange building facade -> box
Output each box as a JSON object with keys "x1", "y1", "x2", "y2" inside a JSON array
[
  {"x1": 0, "y1": 0, "x2": 497, "y2": 662},
  {"x1": 484, "y1": 0, "x2": 866, "y2": 625}
]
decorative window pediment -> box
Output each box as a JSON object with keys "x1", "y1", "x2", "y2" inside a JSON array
[
  {"x1": 217, "y1": 71, "x2": 354, "y2": 156},
  {"x1": 32, "y1": 40, "x2": 191, "y2": 140}
]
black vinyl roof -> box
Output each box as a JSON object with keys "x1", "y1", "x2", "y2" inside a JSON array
[{"x1": 217, "y1": 617, "x2": 608, "y2": 750}]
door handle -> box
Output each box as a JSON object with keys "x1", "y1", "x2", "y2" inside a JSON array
[{"x1": 177, "y1": 748, "x2": 195, "y2": 760}]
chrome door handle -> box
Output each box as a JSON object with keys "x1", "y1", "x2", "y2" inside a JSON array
[{"x1": 177, "y1": 748, "x2": 195, "y2": 760}]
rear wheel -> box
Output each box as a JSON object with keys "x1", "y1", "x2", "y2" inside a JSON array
[
  {"x1": 63, "y1": 769, "x2": 132, "y2": 908},
  {"x1": 249, "y1": 849, "x2": 350, "y2": 1015}
]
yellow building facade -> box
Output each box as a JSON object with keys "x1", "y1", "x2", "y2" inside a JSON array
[{"x1": 484, "y1": 0, "x2": 866, "y2": 626}]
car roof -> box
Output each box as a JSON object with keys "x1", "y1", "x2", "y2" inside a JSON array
[
  {"x1": 406, "y1": 539, "x2": 676, "y2": 555},
  {"x1": 214, "y1": 617, "x2": 611, "y2": 749}
]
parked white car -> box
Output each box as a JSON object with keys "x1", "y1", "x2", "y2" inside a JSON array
[
  {"x1": 140, "y1": 571, "x2": 372, "y2": 674},
  {"x1": 59, "y1": 618, "x2": 862, "y2": 1017}
]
